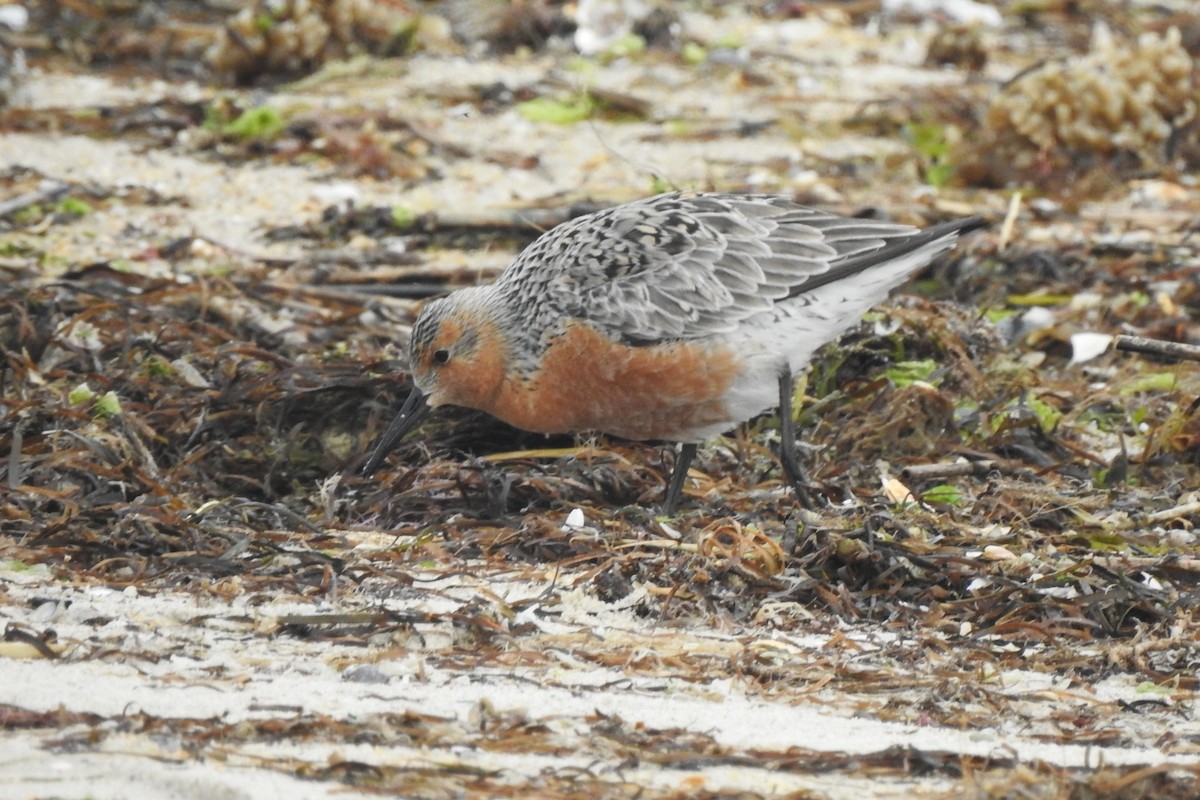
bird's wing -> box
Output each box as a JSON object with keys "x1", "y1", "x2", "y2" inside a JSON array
[{"x1": 503, "y1": 192, "x2": 926, "y2": 343}]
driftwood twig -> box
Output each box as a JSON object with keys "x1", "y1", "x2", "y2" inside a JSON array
[
  {"x1": 1114, "y1": 335, "x2": 1200, "y2": 363},
  {"x1": 0, "y1": 181, "x2": 69, "y2": 217}
]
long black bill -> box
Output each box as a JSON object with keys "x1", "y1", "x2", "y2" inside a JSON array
[{"x1": 361, "y1": 387, "x2": 430, "y2": 476}]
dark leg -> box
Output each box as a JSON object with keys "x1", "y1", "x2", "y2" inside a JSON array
[
  {"x1": 662, "y1": 442, "x2": 698, "y2": 515},
  {"x1": 778, "y1": 367, "x2": 815, "y2": 506}
]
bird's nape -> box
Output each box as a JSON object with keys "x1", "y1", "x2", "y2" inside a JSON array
[{"x1": 361, "y1": 387, "x2": 430, "y2": 476}]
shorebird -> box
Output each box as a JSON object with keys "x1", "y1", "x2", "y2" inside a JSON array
[{"x1": 363, "y1": 191, "x2": 982, "y2": 512}]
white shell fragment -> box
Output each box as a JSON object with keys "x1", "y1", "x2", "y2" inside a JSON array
[
  {"x1": 562, "y1": 508, "x2": 587, "y2": 531},
  {"x1": 1070, "y1": 332, "x2": 1115, "y2": 364}
]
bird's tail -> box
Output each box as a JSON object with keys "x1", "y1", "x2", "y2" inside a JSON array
[{"x1": 756, "y1": 217, "x2": 985, "y2": 370}]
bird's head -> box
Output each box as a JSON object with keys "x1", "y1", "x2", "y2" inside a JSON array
[{"x1": 408, "y1": 289, "x2": 507, "y2": 411}]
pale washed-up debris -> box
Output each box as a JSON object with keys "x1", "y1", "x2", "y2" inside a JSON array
[
  {"x1": 881, "y1": 0, "x2": 1003, "y2": 26},
  {"x1": 1070, "y1": 332, "x2": 1115, "y2": 364}
]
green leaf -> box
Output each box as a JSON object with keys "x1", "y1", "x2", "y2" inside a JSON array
[
  {"x1": 516, "y1": 95, "x2": 594, "y2": 124},
  {"x1": 1026, "y1": 394, "x2": 1062, "y2": 433},
  {"x1": 905, "y1": 122, "x2": 950, "y2": 160},
  {"x1": 565, "y1": 56, "x2": 598, "y2": 74},
  {"x1": 145, "y1": 357, "x2": 174, "y2": 378},
  {"x1": 95, "y1": 391, "x2": 122, "y2": 418},
  {"x1": 223, "y1": 106, "x2": 285, "y2": 140},
  {"x1": 57, "y1": 197, "x2": 93, "y2": 215},
  {"x1": 390, "y1": 205, "x2": 416, "y2": 229},
  {"x1": 1120, "y1": 372, "x2": 1176, "y2": 395},
  {"x1": 924, "y1": 162, "x2": 953, "y2": 187},
  {"x1": 68, "y1": 383, "x2": 95, "y2": 405},
  {"x1": 884, "y1": 359, "x2": 939, "y2": 387},
  {"x1": 649, "y1": 176, "x2": 672, "y2": 195},
  {"x1": 1086, "y1": 531, "x2": 1129, "y2": 552},
  {"x1": 921, "y1": 484, "x2": 962, "y2": 506},
  {"x1": 605, "y1": 33, "x2": 645, "y2": 58},
  {"x1": 1135, "y1": 681, "x2": 1174, "y2": 695},
  {"x1": 903, "y1": 122, "x2": 956, "y2": 187},
  {"x1": 681, "y1": 42, "x2": 707, "y2": 65},
  {"x1": 13, "y1": 204, "x2": 43, "y2": 224},
  {"x1": 1007, "y1": 292, "x2": 1073, "y2": 306}
]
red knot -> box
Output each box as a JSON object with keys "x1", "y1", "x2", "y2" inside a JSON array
[{"x1": 364, "y1": 191, "x2": 983, "y2": 512}]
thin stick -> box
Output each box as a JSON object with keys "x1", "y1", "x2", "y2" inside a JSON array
[
  {"x1": 902, "y1": 459, "x2": 1015, "y2": 479},
  {"x1": 0, "y1": 181, "x2": 69, "y2": 217},
  {"x1": 1114, "y1": 335, "x2": 1200, "y2": 363},
  {"x1": 1093, "y1": 555, "x2": 1200, "y2": 572},
  {"x1": 998, "y1": 191, "x2": 1021, "y2": 252},
  {"x1": 1142, "y1": 500, "x2": 1200, "y2": 525}
]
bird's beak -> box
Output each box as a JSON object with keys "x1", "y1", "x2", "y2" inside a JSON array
[{"x1": 361, "y1": 387, "x2": 430, "y2": 476}]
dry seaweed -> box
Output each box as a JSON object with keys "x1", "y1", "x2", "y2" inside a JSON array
[{"x1": 4, "y1": 2, "x2": 1200, "y2": 797}]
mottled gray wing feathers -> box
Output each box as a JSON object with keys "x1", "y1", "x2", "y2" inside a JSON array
[{"x1": 499, "y1": 191, "x2": 935, "y2": 343}]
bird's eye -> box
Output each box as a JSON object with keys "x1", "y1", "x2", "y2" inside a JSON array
[{"x1": 432, "y1": 348, "x2": 451, "y2": 365}]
